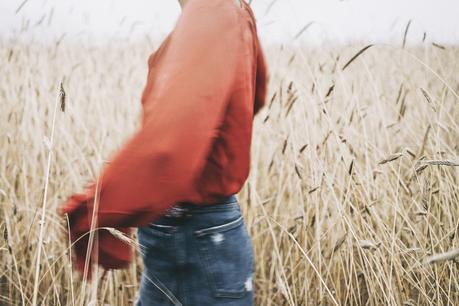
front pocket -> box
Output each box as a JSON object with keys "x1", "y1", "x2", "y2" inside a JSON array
[
  {"x1": 194, "y1": 216, "x2": 254, "y2": 299},
  {"x1": 148, "y1": 223, "x2": 176, "y2": 237},
  {"x1": 137, "y1": 224, "x2": 175, "y2": 263}
]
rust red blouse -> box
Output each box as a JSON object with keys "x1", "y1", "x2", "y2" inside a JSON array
[{"x1": 60, "y1": 0, "x2": 268, "y2": 276}]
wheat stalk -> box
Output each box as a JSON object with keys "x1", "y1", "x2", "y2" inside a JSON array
[
  {"x1": 32, "y1": 81, "x2": 65, "y2": 306},
  {"x1": 424, "y1": 248, "x2": 459, "y2": 264}
]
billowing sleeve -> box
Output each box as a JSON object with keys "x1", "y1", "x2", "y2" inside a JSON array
[
  {"x1": 60, "y1": 0, "x2": 245, "y2": 274},
  {"x1": 254, "y1": 34, "x2": 268, "y2": 115}
]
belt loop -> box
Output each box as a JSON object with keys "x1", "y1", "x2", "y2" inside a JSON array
[{"x1": 164, "y1": 205, "x2": 192, "y2": 219}]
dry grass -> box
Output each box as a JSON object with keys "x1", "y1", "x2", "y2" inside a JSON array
[{"x1": 1, "y1": 39, "x2": 458, "y2": 305}]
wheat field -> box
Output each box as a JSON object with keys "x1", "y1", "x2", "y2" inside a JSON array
[{"x1": 1, "y1": 39, "x2": 459, "y2": 305}]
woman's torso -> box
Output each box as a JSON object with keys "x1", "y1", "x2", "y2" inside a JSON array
[{"x1": 141, "y1": 0, "x2": 263, "y2": 204}]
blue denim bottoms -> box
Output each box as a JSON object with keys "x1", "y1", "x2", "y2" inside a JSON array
[{"x1": 135, "y1": 194, "x2": 255, "y2": 306}]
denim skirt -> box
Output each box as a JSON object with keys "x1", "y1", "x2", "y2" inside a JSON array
[{"x1": 135, "y1": 194, "x2": 255, "y2": 306}]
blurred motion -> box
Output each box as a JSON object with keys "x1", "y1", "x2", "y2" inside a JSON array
[{"x1": 1, "y1": 0, "x2": 459, "y2": 305}]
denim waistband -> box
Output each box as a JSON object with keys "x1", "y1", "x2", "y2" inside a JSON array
[{"x1": 175, "y1": 194, "x2": 239, "y2": 213}]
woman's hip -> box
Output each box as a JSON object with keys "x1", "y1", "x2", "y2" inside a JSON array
[{"x1": 136, "y1": 194, "x2": 255, "y2": 305}]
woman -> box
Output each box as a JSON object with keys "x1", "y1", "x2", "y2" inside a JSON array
[{"x1": 60, "y1": 0, "x2": 267, "y2": 305}]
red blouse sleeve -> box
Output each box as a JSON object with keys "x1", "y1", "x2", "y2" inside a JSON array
[
  {"x1": 60, "y1": 0, "x2": 248, "y2": 275},
  {"x1": 254, "y1": 40, "x2": 268, "y2": 115}
]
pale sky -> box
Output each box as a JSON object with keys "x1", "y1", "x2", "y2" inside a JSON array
[{"x1": 1, "y1": 0, "x2": 459, "y2": 45}]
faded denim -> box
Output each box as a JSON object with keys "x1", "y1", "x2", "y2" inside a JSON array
[{"x1": 135, "y1": 194, "x2": 255, "y2": 306}]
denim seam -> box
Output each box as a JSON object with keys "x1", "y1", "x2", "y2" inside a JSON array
[
  {"x1": 184, "y1": 201, "x2": 239, "y2": 214},
  {"x1": 193, "y1": 216, "x2": 243, "y2": 237},
  {"x1": 143, "y1": 226, "x2": 175, "y2": 237}
]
